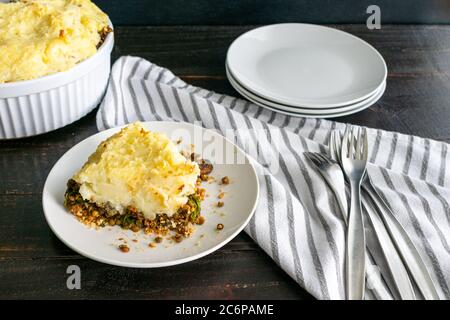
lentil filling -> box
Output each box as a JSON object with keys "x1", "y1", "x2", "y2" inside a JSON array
[{"x1": 64, "y1": 178, "x2": 207, "y2": 240}]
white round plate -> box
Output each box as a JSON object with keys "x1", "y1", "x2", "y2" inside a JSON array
[
  {"x1": 43, "y1": 121, "x2": 259, "y2": 268},
  {"x1": 227, "y1": 23, "x2": 387, "y2": 108},
  {"x1": 230, "y1": 73, "x2": 386, "y2": 118},
  {"x1": 226, "y1": 65, "x2": 384, "y2": 115}
]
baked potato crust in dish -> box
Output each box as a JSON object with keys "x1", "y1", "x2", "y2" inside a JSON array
[{"x1": 0, "y1": 0, "x2": 111, "y2": 83}]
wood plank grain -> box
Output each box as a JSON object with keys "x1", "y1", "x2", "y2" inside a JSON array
[
  {"x1": 0, "y1": 253, "x2": 312, "y2": 299},
  {"x1": 110, "y1": 25, "x2": 450, "y2": 76},
  {"x1": 95, "y1": 0, "x2": 450, "y2": 25},
  {"x1": 0, "y1": 193, "x2": 311, "y2": 299},
  {"x1": 1, "y1": 25, "x2": 450, "y2": 299}
]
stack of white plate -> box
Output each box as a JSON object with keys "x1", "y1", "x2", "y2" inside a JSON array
[{"x1": 226, "y1": 24, "x2": 387, "y2": 118}]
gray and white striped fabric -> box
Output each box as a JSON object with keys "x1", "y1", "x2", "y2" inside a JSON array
[{"x1": 97, "y1": 56, "x2": 450, "y2": 300}]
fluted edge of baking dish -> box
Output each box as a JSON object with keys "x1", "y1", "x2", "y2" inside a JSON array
[{"x1": 0, "y1": 25, "x2": 114, "y2": 139}]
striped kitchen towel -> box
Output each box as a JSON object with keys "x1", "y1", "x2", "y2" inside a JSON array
[{"x1": 97, "y1": 56, "x2": 450, "y2": 300}]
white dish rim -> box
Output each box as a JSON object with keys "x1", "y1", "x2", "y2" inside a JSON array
[
  {"x1": 230, "y1": 75, "x2": 386, "y2": 118},
  {"x1": 226, "y1": 63, "x2": 384, "y2": 114},
  {"x1": 226, "y1": 23, "x2": 388, "y2": 108},
  {"x1": 42, "y1": 121, "x2": 260, "y2": 268}
]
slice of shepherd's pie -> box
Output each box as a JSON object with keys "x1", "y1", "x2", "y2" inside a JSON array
[{"x1": 64, "y1": 122, "x2": 212, "y2": 241}]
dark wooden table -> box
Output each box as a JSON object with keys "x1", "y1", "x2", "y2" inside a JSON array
[{"x1": 1, "y1": 25, "x2": 449, "y2": 299}]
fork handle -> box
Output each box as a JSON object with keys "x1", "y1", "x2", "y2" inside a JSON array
[{"x1": 346, "y1": 179, "x2": 366, "y2": 300}]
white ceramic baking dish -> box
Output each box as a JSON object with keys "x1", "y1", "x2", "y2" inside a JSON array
[{"x1": 0, "y1": 26, "x2": 114, "y2": 139}]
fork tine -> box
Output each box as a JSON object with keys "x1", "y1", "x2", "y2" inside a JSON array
[
  {"x1": 363, "y1": 128, "x2": 368, "y2": 161},
  {"x1": 329, "y1": 132, "x2": 335, "y2": 160},
  {"x1": 331, "y1": 131, "x2": 338, "y2": 161},
  {"x1": 303, "y1": 152, "x2": 314, "y2": 160},
  {"x1": 350, "y1": 126, "x2": 356, "y2": 159},
  {"x1": 334, "y1": 131, "x2": 342, "y2": 162},
  {"x1": 342, "y1": 125, "x2": 350, "y2": 159},
  {"x1": 307, "y1": 153, "x2": 325, "y2": 170},
  {"x1": 356, "y1": 127, "x2": 363, "y2": 160},
  {"x1": 304, "y1": 152, "x2": 320, "y2": 166},
  {"x1": 314, "y1": 152, "x2": 325, "y2": 161},
  {"x1": 303, "y1": 152, "x2": 312, "y2": 160},
  {"x1": 331, "y1": 131, "x2": 337, "y2": 161},
  {"x1": 305, "y1": 152, "x2": 335, "y2": 167},
  {"x1": 316, "y1": 153, "x2": 332, "y2": 164},
  {"x1": 310, "y1": 152, "x2": 325, "y2": 163}
]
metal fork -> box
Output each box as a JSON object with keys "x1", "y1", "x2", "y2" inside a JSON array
[
  {"x1": 304, "y1": 152, "x2": 348, "y2": 224},
  {"x1": 340, "y1": 125, "x2": 368, "y2": 300},
  {"x1": 330, "y1": 131, "x2": 416, "y2": 299},
  {"x1": 305, "y1": 151, "x2": 394, "y2": 300},
  {"x1": 330, "y1": 130, "x2": 439, "y2": 299}
]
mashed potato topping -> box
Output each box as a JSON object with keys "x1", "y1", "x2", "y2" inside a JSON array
[
  {"x1": 0, "y1": 0, "x2": 110, "y2": 83},
  {"x1": 73, "y1": 123, "x2": 200, "y2": 220}
]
